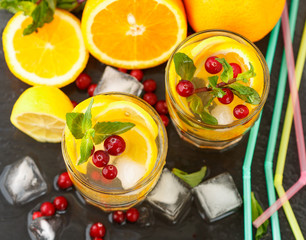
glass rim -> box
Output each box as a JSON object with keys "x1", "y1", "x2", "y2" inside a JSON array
[
  {"x1": 165, "y1": 29, "x2": 270, "y2": 129},
  {"x1": 61, "y1": 92, "x2": 168, "y2": 195}
]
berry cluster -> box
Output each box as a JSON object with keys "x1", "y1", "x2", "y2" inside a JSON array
[
  {"x1": 91, "y1": 135, "x2": 127, "y2": 180},
  {"x1": 112, "y1": 208, "x2": 140, "y2": 224},
  {"x1": 32, "y1": 196, "x2": 68, "y2": 220},
  {"x1": 119, "y1": 68, "x2": 170, "y2": 127},
  {"x1": 176, "y1": 56, "x2": 250, "y2": 120}
]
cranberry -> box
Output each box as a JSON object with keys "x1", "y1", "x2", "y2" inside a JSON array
[
  {"x1": 155, "y1": 100, "x2": 168, "y2": 115},
  {"x1": 102, "y1": 165, "x2": 117, "y2": 180},
  {"x1": 233, "y1": 105, "x2": 249, "y2": 119},
  {"x1": 230, "y1": 63, "x2": 242, "y2": 78},
  {"x1": 143, "y1": 79, "x2": 157, "y2": 92},
  {"x1": 112, "y1": 210, "x2": 126, "y2": 224},
  {"x1": 93, "y1": 238, "x2": 103, "y2": 240},
  {"x1": 160, "y1": 115, "x2": 169, "y2": 127},
  {"x1": 92, "y1": 150, "x2": 110, "y2": 168},
  {"x1": 205, "y1": 56, "x2": 222, "y2": 74},
  {"x1": 143, "y1": 92, "x2": 157, "y2": 106},
  {"x1": 57, "y1": 172, "x2": 73, "y2": 189},
  {"x1": 218, "y1": 88, "x2": 234, "y2": 104},
  {"x1": 104, "y1": 135, "x2": 126, "y2": 156},
  {"x1": 90, "y1": 222, "x2": 106, "y2": 238},
  {"x1": 53, "y1": 196, "x2": 68, "y2": 211},
  {"x1": 130, "y1": 69, "x2": 143, "y2": 81},
  {"x1": 40, "y1": 202, "x2": 55, "y2": 216},
  {"x1": 117, "y1": 68, "x2": 127, "y2": 73},
  {"x1": 176, "y1": 80, "x2": 194, "y2": 97},
  {"x1": 88, "y1": 84, "x2": 97, "y2": 97},
  {"x1": 32, "y1": 211, "x2": 42, "y2": 220},
  {"x1": 71, "y1": 100, "x2": 78, "y2": 108},
  {"x1": 76, "y1": 73, "x2": 92, "y2": 90},
  {"x1": 126, "y1": 208, "x2": 139, "y2": 223},
  {"x1": 91, "y1": 145, "x2": 95, "y2": 156}
]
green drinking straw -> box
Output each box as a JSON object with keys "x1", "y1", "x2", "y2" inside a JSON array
[
  {"x1": 242, "y1": 21, "x2": 280, "y2": 240},
  {"x1": 263, "y1": 0, "x2": 299, "y2": 238},
  {"x1": 274, "y1": 20, "x2": 306, "y2": 240}
]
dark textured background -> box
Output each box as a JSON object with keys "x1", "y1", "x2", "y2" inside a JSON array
[{"x1": 0, "y1": 2, "x2": 306, "y2": 239}]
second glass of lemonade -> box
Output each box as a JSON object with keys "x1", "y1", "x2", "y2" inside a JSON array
[
  {"x1": 166, "y1": 30, "x2": 269, "y2": 150},
  {"x1": 62, "y1": 93, "x2": 168, "y2": 211}
]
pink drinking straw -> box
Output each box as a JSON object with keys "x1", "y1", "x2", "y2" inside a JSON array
[{"x1": 253, "y1": 2, "x2": 306, "y2": 228}]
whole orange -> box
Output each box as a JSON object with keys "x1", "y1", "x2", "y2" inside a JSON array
[{"x1": 183, "y1": 0, "x2": 285, "y2": 42}]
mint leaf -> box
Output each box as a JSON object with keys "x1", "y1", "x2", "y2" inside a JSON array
[
  {"x1": 0, "y1": 1, "x2": 35, "y2": 14},
  {"x1": 78, "y1": 129, "x2": 95, "y2": 165},
  {"x1": 82, "y1": 98, "x2": 93, "y2": 133},
  {"x1": 251, "y1": 192, "x2": 269, "y2": 240},
  {"x1": 93, "y1": 122, "x2": 135, "y2": 144},
  {"x1": 172, "y1": 166, "x2": 207, "y2": 188},
  {"x1": 208, "y1": 76, "x2": 225, "y2": 98},
  {"x1": 189, "y1": 95, "x2": 203, "y2": 114},
  {"x1": 204, "y1": 95, "x2": 215, "y2": 110},
  {"x1": 66, "y1": 112, "x2": 84, "y2": 139},
  {"x1": 237, "y1": 63, "x2": 256, "y2": 83},
  {"x1": 199, "y1": 110, "x2": 218, "y2": 125},
  {"x1": 216, "y1": 58, "x2": 233, "y2": 83},
  {"x1": 173, "y1": 52, "x2": 196, "y2": 81},
  {"x1": 229, "y1": 82, "x2": 261, "y2": 105}
]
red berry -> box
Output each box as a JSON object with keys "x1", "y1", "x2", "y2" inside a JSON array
[
  {"x1": 218, "y1": 88, "x2": 234, "y2": 104},
  {"x1": 93, "y1": 238, "x2": 103, "y2": 240},
  {"x1": 112, "y1": 211, "x2": 126, "y2": 224},
  {"x1": 205, "y1": 56, "x2": 222, "y2": 74},
  {"x1": 130, "y1": 69, "x2": 143, "y2": 81},
  {"x1": 102, "y1": 165, "x2": 117, "y2": 180},
  {"x1": 88, "y1": 84, "x2": 97, "y2": 97},
  {"x1": 91, "y1": 145, "x2": 95, "y2": 156},
  {"x1": 104, "y1": 135, "x2": 126, "y2": 156},
  {"x1": 143, "y1": 92, "x2": 157, "y2": 105},
  {"x1": 76, "y1": 73, "x2": 92, "y2": 90},
  {"x1": 143, "y1": 79, "x2": 157, "y2": 92},
  {"x1": 53, "y1": 196, "x2": 68, "y2": 211},
  {"x1": 233, "y1": 105, "x2": 249, "y2": 119},
  {"x1": 126, "y1": 208, "x2": 139, "y2": 223},
  {"x1": 40, "y1": 202, "x2": 55, "y2": 216},
  {"x1": 160, "y1": 115, "x2": 169, "y2": 127},
  {"x1": 90, "y1": 222, "x2": 106, "y2": 238},
  {"x1": 71, "y1": 100, "x2": 78, "y2": 108},
  {"x1": 176, "y1": 80, "x2": 194, "y2": 97},
  {"x1": 92, "y1": 150, "x2": 110, "y2": 168},
  {"x1": 117, "y1": 68, "x2": 127, "y2": 73},
  {"x1": 57, "y1": 172, "x2": 73, "y2": 190},
  {"x1": 32, "y1": 211, "x2": 42, "y2": 220},
  {"x1": 230, "y1": 63, "x2": 242, "y2": 78},
  {"x1": 155, "y1": 100, "x2": 168, "y2": 115}
]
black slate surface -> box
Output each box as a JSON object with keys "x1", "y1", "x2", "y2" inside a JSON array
[{"x1": 0, "y1": 2, "x2": 306, "y2": 239}]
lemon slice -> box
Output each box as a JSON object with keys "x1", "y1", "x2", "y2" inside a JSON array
[{"x1": 11, "y1": 86, "x2": 74, "y2": 142}]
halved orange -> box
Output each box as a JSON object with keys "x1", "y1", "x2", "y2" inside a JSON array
[{"x1": 81, "y1": 0, "x2": 187, "y2": 69}]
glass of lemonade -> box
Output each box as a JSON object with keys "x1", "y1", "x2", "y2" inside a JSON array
[
  {"x1": 166, "y1": 30, "x2": 269, "y2": 150},
  {"x1": 62, "y1": 93, "x2": 168, "y2": 211}
]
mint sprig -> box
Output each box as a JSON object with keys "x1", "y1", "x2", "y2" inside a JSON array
[
  {"x1": 173, "y1": 52, "x2": 196, "y2": 81},
  {"x1": 172, "y1": 166, "x2": 207, "y2": 188},
  {"x1": 216, "y1": 58, "x2": 233, "y2": 83},
  {"x1": 237, "y1": 63, "x2": 256, "y2": 83},
  {"x1": 229, "y1": 82, "x2": 261, "y2": 105},
  {"x1": 66, "y1": 98, "x2": 135, "y2": 165},
  {"x1": 251, "y1": 192, "x2": 269, "y2": 240}
]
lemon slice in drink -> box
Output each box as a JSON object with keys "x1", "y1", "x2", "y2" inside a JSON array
[{"x1": 11, "y1": 86, "x2": 74, "y2": 142}]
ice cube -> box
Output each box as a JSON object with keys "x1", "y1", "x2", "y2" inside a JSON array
[
  {"x1": 211, "y1": 105, "x2": 234, "y2": 125},
  {"x1": 193, "y1": 172, "x2": 242, "y2": 222},
  {"x1": 94, "y1": 66, "x2": 143, "y2": 96},
  {"x1": 1, "y1": 156, "x2": 47, "y2": 205},
  {"x1": 29, "y1": 215, "x2": 63, "y2": 240},
  {"x1": 146, "y1": 168, "x2": 192, "y2": 224},
  {"x1": 115, "y1": 157, "x2": 146, "y2": 190}
]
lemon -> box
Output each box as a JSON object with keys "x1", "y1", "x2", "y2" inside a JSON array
[
  {"x1": 11, "y1": 86, "x2": 74, "y2": 142},
  {"x1": 2, "y1": 10, "x2": 89, "y2": 87}
]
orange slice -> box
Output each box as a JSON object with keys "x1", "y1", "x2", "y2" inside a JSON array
[{"x1": 81, "y1": 0, "x2": 187, "y2": 69}]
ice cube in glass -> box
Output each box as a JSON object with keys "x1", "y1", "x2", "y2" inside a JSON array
[
  {"x1": 146, "y1": 168, "x2": 192, "y2": 224},
  {"x1": 1, "y1": 156, "x2": 47, "y2": 205},
  {"x1": 193, "y1": 172, "x2": 242, "y2": 222},
  {"x1": 94, "y1": 66, "x2": 143, "y2": 96}
]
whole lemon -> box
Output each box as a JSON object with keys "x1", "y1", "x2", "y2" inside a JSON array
[{"x1": 183, "y1": 0, "x2": 285, "y2": 42}]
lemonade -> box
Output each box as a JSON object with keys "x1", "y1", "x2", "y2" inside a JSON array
[
  {"x1": 62, "y1": 93, "x2": 167, "y2": 211},
  {"x1": 166, "y1": 30, "x2": 269, "y2": 149}
]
